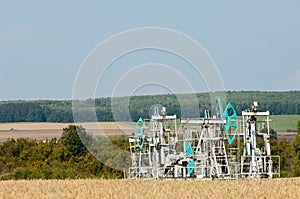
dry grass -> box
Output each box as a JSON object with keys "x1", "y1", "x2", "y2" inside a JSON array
[{"x1": 0, "y1": 178, "x2": 299, "y2": 199}]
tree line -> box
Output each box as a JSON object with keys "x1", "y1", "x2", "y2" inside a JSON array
[
  {"x1": 0, "y1": 123, "x2": 300, "y2": 179},
  {"x1": 0, "y1": 125, "x2": 126, "y2": 180},
  {"x1": 0, "y1": 91, "x2": 299, "y2": 123}
]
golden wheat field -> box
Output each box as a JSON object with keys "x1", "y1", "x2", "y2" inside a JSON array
[{"x1": 0, "y1": 178, "x2": 299, "y2": 199}]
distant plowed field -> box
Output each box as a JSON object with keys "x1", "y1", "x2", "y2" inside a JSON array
[
  {"x1": 0, "y1": 122, "x2": 135, "y2": 142},
  {"x1": 0, "y1": 178, "x2": 299, "y2": 198}
]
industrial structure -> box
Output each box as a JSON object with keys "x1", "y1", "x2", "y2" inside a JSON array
[{"x1": 127, "y1": 99, "x2": 280, "y2": 180}]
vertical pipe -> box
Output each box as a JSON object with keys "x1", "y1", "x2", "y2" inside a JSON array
[{"x1": 267, "y1": 115, "x2": 270, "y2": 135}]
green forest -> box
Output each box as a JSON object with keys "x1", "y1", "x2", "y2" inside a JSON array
[
  {"x1": 0, "y1": 91, "x2": 299, "y2": 122},
  {"x1": 0, "y1": 123, "x2": 300, "y2": 180},
  {"x1": 0, "y1": 125, "x2": 125, "y2": 180}
]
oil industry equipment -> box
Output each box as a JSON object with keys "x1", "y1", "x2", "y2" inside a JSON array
[
  {"x1": 240, "y1": 102, "x2": 280, "y2": 178},
  {"x1": 126, "y1": 98, "x2": 280, "y2": 180}
]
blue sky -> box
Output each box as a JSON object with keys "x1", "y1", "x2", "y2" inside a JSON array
[{"x1": 1, "y1": 1, "x2": 300, "y2": 100}]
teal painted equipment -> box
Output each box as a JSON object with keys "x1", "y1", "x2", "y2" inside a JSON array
[
  {"x1": 187, "y1": 160, "x2": 195, "y2": 175},
  {"x1": 216, "y1": 96, "x2": 225, "y2": 131},
  {"x1": 215, "y1": 96, "x2": 224, "y2": 118},
  {"x1": 223, "y1": 103, "x2": 238, "y2": 144},
  {"x1": 134, "y1": 117, "x2": 146, "y2": 150},
  {"x1": 185, "y1": 141, "x2": 193, "y2": 156},
  {"x1": 185, "y1": 141, "x2": 195, "y2": 175}
]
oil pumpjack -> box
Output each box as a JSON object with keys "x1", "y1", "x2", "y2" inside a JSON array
[
  {"x1": 240, "y1": 102, "x2": 280, "y2": 178},
  {"x1": 127, "y1": 99, "x2": 280, "y2": 179}
]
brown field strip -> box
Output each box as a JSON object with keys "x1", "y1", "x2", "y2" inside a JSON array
[
  {"x1": 0, "y1": 178, "x2": 299, "y2": 199},
  {"x1": 277, "y1": 132, "x2": 298, "y2": 142},
  {"x1": 0, "y1": 122, "x2": 135, "y2": 142},
  {"x1": 0, "y1": 122, "x2": 298, "y2": 142}
]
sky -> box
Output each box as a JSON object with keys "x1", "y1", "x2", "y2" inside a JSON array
[{"x1": 1, "y1": 1, "x2": 300, "y2": 100}]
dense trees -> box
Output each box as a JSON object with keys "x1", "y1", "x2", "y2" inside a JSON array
[
  {"x1": 60, "y1": 125, "x2": 92, "y2": 156},
  {"x1": 0, "y1": 101, "x2": 72, "y2": 122},
  {"x1": 274, "y1": 133, "x2": 300, "y2": 177},
  {"x1": 0, "y1": 125, "x2": 122, "y2": 180},
  {"x1": 0, "y1": 91, "x2": 299, "y2": 123},
  {"x1": 0, "y1": 123, "x2": 300, "y2": 179},
  {"x1": 270, "y1": 120, "x2": 300, "y2": 177}
]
